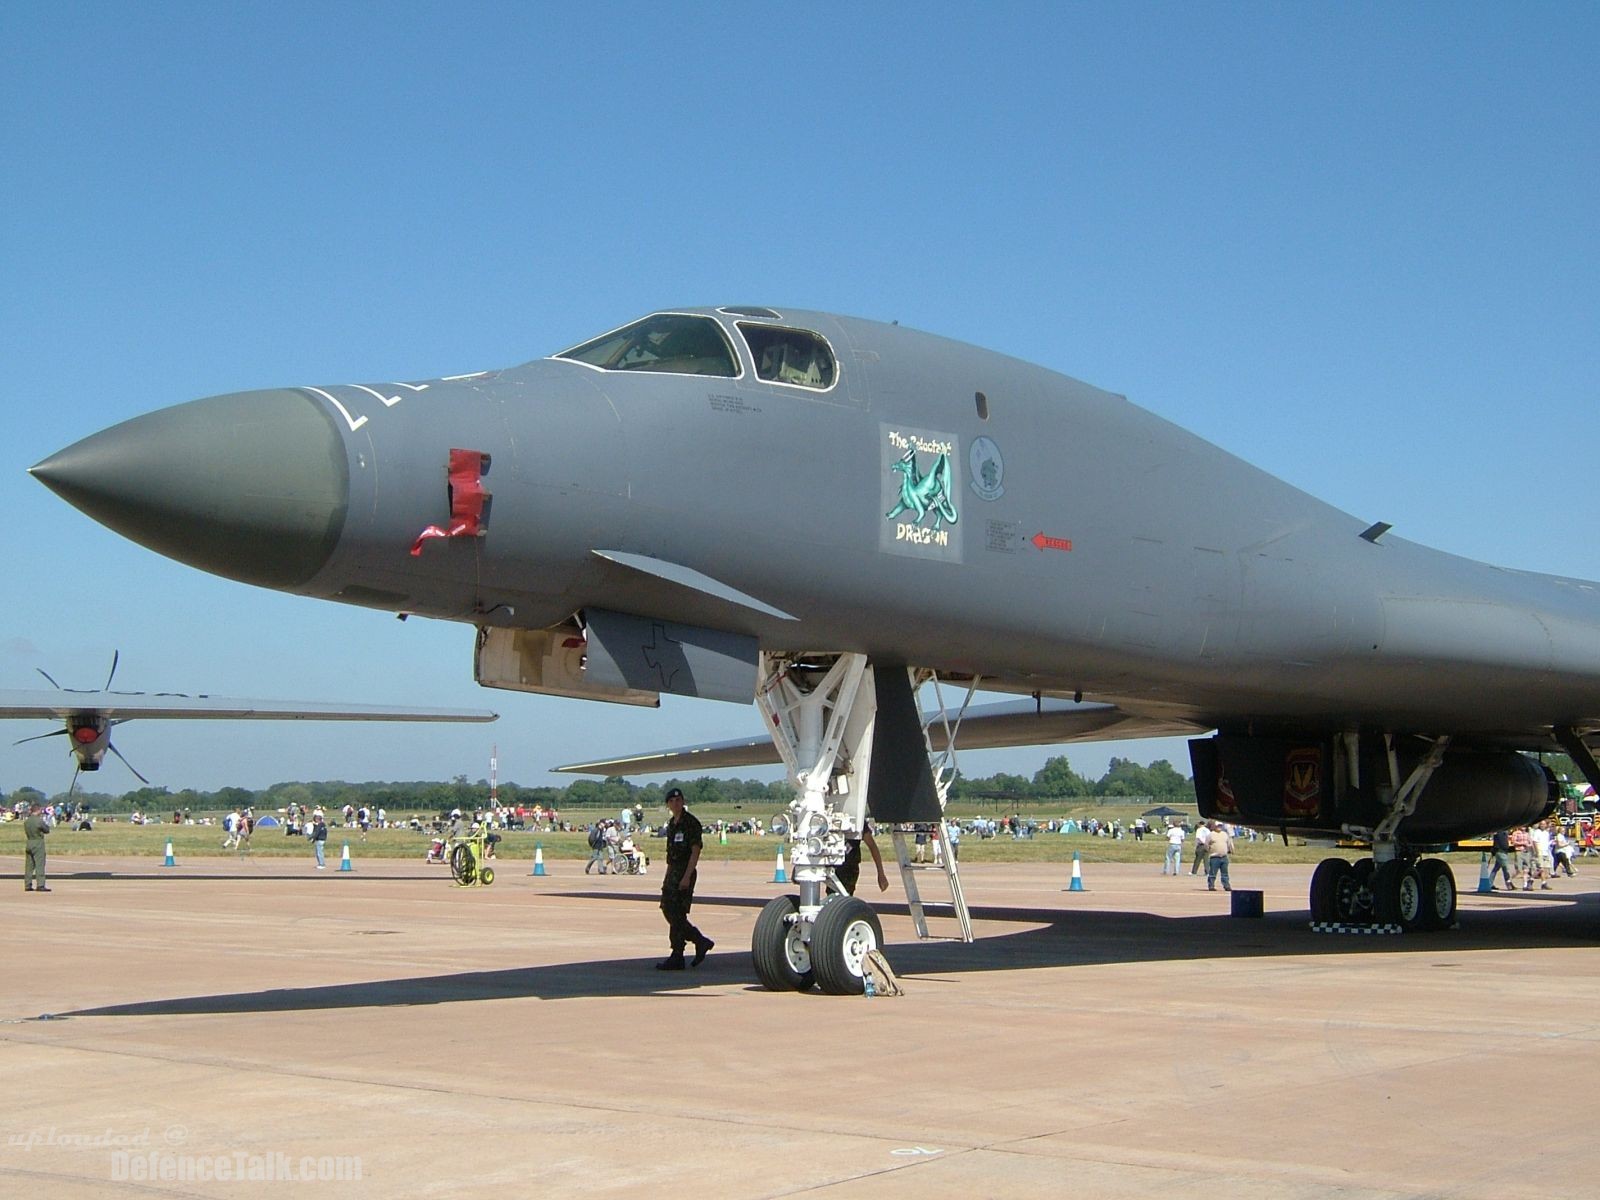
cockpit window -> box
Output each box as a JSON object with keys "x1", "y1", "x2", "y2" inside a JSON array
[
  {"x1": 737, "y1": 323, "x2": 837, "y2": 390},
  {"x1": 556, "y1": 314, "x2": 739, "y2": 377},
  {"x1": 717, "y1": 305, "x2": 783, "y2": 319}
]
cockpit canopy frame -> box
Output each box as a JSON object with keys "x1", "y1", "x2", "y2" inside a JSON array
[
  {"x1": 556, "y1": 313, "x2": 741, "y2": 379},
  {"x1": 553, "y1": 310, "x2": 841, "y2": 393},
  {"x1": 735, "y1": 322, "x2": 838, "y2": 391}
]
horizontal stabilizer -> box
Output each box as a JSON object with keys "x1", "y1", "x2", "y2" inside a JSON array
[
  {"x1": 555, "y1": 698, "x2": 1206, "y2": 775},
  {"x1": 0, "y1": 690, "x2": 497, "y2": 723}
]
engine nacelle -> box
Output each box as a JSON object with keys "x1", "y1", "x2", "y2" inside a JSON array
[
  {"x1": 1189, "y1": 734, "x2": 1557, "y2": 845},
  {"x1": 68, "y1": 716, "x2": 110, "y2": 770}
]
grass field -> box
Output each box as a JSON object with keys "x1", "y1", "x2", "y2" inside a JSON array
[{"x1": 0, "y1": 810, "x2": 1489, "y2": 869}]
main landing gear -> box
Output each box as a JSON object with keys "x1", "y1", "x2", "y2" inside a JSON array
[
  {"x1": 1308, "y1": 733, "x2": 1455, "y2": 932},
  {"x1": 1308, "y1": 854, "x2": 1457, "y2": 930}
]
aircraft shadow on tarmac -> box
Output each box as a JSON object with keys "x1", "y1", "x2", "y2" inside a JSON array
[
  {"x1": 2, "y1": 870, "x2": 446, "y2": 882},
  {"x1": 60, "y1": 890, "x2": 1599, "y2": 1019}
]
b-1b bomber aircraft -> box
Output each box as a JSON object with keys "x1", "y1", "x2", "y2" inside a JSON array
[{"x1": 31, "y1": 306, "x2": 1600, "y2": 990}]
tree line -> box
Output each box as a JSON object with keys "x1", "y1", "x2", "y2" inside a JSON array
[{"x1": 3, "y1": 753, "x2": 1198, "y2": 814}]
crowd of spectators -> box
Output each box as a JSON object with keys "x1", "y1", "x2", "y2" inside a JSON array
[
  {"x1": 9, "y1": 792, "x2": 1598, "y2": 877},
  {"x1": 1489, "y1": 818, "x2": 1592, "y2": 890}
]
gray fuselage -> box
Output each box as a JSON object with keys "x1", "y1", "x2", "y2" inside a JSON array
[{"x1": 32, "y1": 306, "x2": 1600, "y2": 748}]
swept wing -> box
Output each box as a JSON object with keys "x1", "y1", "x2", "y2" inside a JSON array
[{"x1": 556, "y1": 698, "x2": 1205, "y2": 775}]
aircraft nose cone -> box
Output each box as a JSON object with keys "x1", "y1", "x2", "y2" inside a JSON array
[{"x1": 31, "y1": 389, "x2": 348, "y2": 590}]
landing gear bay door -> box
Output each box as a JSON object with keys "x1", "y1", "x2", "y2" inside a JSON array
[{"x1": 474, "y1": 612, "x2": 759, "y2": 707}]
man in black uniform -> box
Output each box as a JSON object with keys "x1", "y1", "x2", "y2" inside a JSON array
[
  {"x1": 836, "y1": 821, "x2": 890, "y2": 896},
  {"x1": 657, "y1": 788, "x2": 713, "y2": 970}
]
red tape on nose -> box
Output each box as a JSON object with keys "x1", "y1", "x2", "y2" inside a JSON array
[{"x1": 411, "y1": 449, "x2": 490, "y2": 556}]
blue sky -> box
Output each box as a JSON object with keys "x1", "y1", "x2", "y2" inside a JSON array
[{"x1": 3, "y1": 3, "x2": 1596, "y2": 795}]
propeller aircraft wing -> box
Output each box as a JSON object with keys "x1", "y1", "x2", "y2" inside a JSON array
[
  {"x1": 0, "y1": 690, "x2": 499, "y2": 723},
  {"x1": 2, "y1": 683, "x2": 495, "y2": 788}
]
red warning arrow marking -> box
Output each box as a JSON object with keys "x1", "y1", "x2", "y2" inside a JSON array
[{"x1": 1032, "y1": 532, "x2": 1073, "y2": 552}]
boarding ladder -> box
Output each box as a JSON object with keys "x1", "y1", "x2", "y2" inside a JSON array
[
  {"x1": 890, "y1": 822, "x2": 972, "y2": 942},
  {"x1": 888, "y1": 671, "x2": 974, "y2": 942}
]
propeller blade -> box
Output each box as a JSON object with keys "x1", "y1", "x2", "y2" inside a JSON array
[
  {"x1": 107, "y1": 740, "x2": 151, "y2": 785},
  {"x1": 104, "y1": 650, "x2": 121, "y2": 691},
  {"x1": 69, "y1": 764, "x2": 82, "y2": 797},
  {"x1": 14, "y1": 728, "x2": 70, "y2": 746},
  {"x1": 36, "y1": 667, "x2": 63, "y2": 689}
]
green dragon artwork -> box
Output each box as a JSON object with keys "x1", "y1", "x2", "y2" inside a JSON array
[{"x1": 886, "y1": 447, "x2": 958, "y2": 528}]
